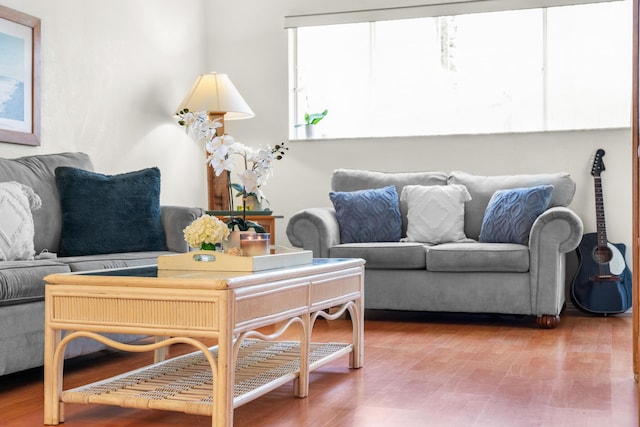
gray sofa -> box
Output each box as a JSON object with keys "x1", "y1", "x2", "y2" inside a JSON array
[
  {"x1": 0, "y1": 152, "x2": 203, "y2": 376},
  {"x1": 286, "y1": 169, "x2": 584, "y2": 328}
]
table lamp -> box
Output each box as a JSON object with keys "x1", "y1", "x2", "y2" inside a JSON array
[{"x1": 176, "y1": 72, "x2": 254, "y2": 210}]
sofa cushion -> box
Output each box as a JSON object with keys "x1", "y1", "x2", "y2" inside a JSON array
[
  {"x1": 332, "y1": 169, "x2": 449, "y2": 236},
  {"x1": 57, "y1": 251, "x2": 174, "y2": 272},
  {"x1": 329, "y1": 242, "x2": 427, "y2": 269},
  {"x1": 448, "y1": 171, "x2": 575, "y2": 240},
  {"x1": 0, "y1": 152, "x2": 94, "y2": 253},
  {"x1": 479, "y1": 185, "x2": 554, "y2": 245},
  {"x1": 55, "y1": 167, "x2": 167, "y2": 256},
  {"x1": 0, "y1": 182, "x2": 41, "y2": 261},
  {"x1": 0, "y1": 260, "x2": 70, "y2": 306},
  {"x1": 427, "y1": 242, "x2": 529, "y2": 272},
  {"x1": 329, "y1": 185, "x2": 402, "y2": 243},
  {"x1": 401, "y1": 184, "x2": 471, "y2": 244}
]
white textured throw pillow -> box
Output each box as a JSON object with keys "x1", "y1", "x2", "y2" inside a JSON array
[
  {"x1": 0, "y1": 181, "x2": 42, "y2": 261},
  {"x1": 401, "y1": 184, "x2": 472, "y2": 244}
]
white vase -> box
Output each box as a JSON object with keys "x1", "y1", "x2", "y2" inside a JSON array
[{"x1": 304, "y1": 124, "x2": 316, "y2": 139}]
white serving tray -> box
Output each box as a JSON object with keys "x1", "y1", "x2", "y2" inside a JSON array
[{"x1": 158, "y1": 247, "x2": 313, "y2": 272}]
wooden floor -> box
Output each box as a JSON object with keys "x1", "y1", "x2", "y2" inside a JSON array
[{"x1": 1, "y1": 308, "x2": 638, "y2": 426}]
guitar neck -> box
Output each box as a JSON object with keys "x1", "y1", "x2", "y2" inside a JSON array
[{"x1": 594, "y1": 176, "x2": 608, "y2": 247}]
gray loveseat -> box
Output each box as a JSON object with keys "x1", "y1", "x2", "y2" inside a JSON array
[
  {"x1": 286, "y1": 169, "x2": 583, "y2": 328},
  {"x1": 0, "y1": 152, "x2": 202, "y2": 376}
]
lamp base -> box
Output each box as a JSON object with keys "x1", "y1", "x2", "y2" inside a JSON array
[
  {"x1": 206, "y1": 113, "x2": 230, "y2": 211},
  {"x1": 207, "y1": 168, "x2": 230, "y2": 210}
]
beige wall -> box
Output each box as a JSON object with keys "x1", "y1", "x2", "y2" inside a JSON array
[{"x1": 0, "y1": 0, "x2": 633, "y2": 262}]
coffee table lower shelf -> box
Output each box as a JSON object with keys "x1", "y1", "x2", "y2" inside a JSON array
[{"x1": 61, "y1": 339, "x2": 352, "y2": 416}]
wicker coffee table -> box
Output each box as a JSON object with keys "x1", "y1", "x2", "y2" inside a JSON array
[{"x1": 43, "y1": 258, "x2": 365, "y2": 426}]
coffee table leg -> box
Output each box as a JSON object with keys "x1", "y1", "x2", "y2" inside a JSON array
[
  {"x1": 216, "y1": 336, "x2": 233, "y2": 426},
  {"x1": 294, "y1": 313, "x2": 310, "y2": 398},
  {"x1": 350, "y1": 298, "x2": 364, "y2": 369},
  {"x1": 154, "y1": 336, "x2": 168, "y2": 363},
  {"x1": 44, "y1": 326, "x2": 62, "y2": 425},
  {"x1": 215, "y1": 295, "x2": 234, "y2": 427}
]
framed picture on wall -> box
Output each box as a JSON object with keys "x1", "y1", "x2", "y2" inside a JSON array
[{"x1": 0, "y1": 5, "x2": 40, "y2": 146}]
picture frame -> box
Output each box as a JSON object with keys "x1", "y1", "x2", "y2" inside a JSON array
[{"x1": 0, "y1": 5, "x2": 40, "y2": 146}]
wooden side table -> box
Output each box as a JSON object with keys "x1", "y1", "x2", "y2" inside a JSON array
[{"x1": 206, "y1": 211, "x2": 282, "y2": 245}]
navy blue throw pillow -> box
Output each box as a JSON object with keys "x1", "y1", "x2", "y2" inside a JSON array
[
  {"x1": 329, "y1": 185, "x2": 402, "y2": 243},
  {"x1": 55, "y1": 167, "x2": 167, "y2": 256},
  {"x1": 479, "y1": 185, "x2": 554, "y2": 245}
]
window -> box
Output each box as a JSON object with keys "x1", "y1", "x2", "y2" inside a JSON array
[{"x1": 288, "y1": 1, "x2": 631, "y2": 139}]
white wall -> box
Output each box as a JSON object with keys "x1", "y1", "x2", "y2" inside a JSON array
[
  {"x1": 0, "y1": 0, "x2": 633, "y2": 261},
  {"x1": 0, "y1": 0, "x2": 210, "y2": 207}
]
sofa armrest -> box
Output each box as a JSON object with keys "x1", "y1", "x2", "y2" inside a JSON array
[
  {"x1": 528, "y1": 206, "x2": 584, "y2": 316},
  {"x1": 161, "y1": 206, "x2": 204, "y2": 253},
  {"x1": 286, "y1": 207, "x2": 341, "y2": 258}
]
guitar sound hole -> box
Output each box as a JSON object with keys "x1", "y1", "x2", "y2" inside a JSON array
[{"x1": 593, "y1": 246, "x2": 613, "y2": 264}]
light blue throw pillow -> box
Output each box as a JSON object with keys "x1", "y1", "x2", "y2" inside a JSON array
[
  {"x1": 479, "y1": 185, "x2": 554, "y2": 245},
  {"x1": 329, "y1": 185, "x2": 402, "y2": 243}
]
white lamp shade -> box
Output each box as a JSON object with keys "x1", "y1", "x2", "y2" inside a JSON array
[{"x1": 176, "y1": 72, "x2": 254, "y2": 120}]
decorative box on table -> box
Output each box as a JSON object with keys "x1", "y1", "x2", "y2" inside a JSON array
[{"x1": 158, "y1": 248, "x2": 313, "y2": 272}]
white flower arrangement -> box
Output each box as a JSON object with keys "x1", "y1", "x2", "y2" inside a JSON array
[
  {"x1": 183, "y1": 214, "x2": 230, "y2": 250},
  {"x1": 176, "y1": 109, "x2": 287, "y2": 206}
]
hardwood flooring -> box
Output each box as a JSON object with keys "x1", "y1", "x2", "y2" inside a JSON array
[{"x1": 1, "y1": 308, "x2": 637, "y2": 426}]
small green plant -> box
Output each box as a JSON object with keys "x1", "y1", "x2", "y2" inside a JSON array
[
  {"x1": 296, "y1": 109, "x2": 328, "y2": 127},
  {"x1": 305, "y1": 109, "x2": 328, "y2": 125}
]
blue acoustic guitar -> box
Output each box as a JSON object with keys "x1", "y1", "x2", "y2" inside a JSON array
[{"x1": 571, "y1": 149, "x2": 632, "y2": 315}]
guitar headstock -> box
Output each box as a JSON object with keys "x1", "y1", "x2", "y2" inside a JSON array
[{"x1": 591, "y1": 149, "x2": 606, "y2": 177}]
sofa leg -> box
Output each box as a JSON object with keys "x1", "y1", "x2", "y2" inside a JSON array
[{"x1": 536, "y1": 315, "x2": 559, "y2": 329}]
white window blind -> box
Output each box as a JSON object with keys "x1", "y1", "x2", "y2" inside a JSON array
[{"x1": 284, "y1": 0, "x2": 622, "y2": 28}]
